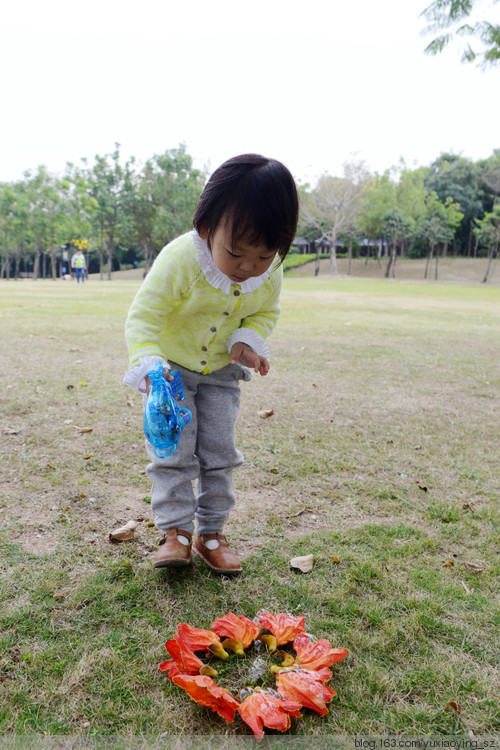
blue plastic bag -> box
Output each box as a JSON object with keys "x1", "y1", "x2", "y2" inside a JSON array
[{"x1": 143, "y1": 362, "x2": 192, "y2": 458}]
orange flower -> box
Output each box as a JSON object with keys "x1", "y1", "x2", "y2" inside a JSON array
[
  {"x1": 162, "y1": 636, "x2": 205, "y2": 675},
  {"x1": 212, "y1": 613, "x2": 261, "y2": 649},
  {"x1": 171, "y1": 673, "x2": 240, "y2": 723},
  {"x1": 177, "y1": 623, "x2": 228, "y2": 659},
  {"x1": 275, "y1": 669, "x2": 336, "y2": 716},
  {"x1": 238, "y1": 688, "x2": 302, "y2": 741},
  {"x1": 159, "y1": 659, "x2": 181, "y2": 679},
  {"x1": 293, "y1": 634, "x2": 349, "y2": 671},
  {"x1": 257, "y1": 612, "x2": 306, "y2": 645}
]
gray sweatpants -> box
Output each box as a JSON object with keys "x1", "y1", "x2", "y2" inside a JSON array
[{"x1": 145, "y1": 362, "x2": 250, "y2": 536}]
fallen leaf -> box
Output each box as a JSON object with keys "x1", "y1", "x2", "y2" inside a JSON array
[
  {"x1": 258, "y1": 408, "x2": 274, "y2": 419},
  {"x1": 331, "y1": 555, "x2": 340, "y2": 564},
  {"x1": 69, "y1": 347, "x2": 82, "y2": 352},
  {"x1": 79, "y1": 381, "x2": 88, "y2": 387},
  {"x1": 109, "y1": 520, "x2": 138, "y2": 541},
  {"x1": 75, "y1": 426, "x2": 93, "y2": 434},
  {"x1": 63, "y1": 419, "x2": 73, "y2": 424},
  {"x1": 444, "y1": 560, "x2": 455, "y2": 567},
  {"x1": 2, "y1": 427, "x2": 19, "y2": 435},
  {"x1": 83, "y1": 454, "x2": 94, "y2": 460},
  {"x1": 445, "y1": 701, "x2": 462, "y2": 714},
  {"x1": 127, "y1": 395, "x2": 135, "y2": 408},
  {"x1": 418, "y1": 484, "x2": 428, "y2": 492},
  {"x1": 52, "y1": 592, "x2": 65, "y2": 601},
  {"x1": 66, "y1": 384, "x2": 74, "y2": 390},
  {"x1": 289, "y1": 554, "x2": 314, "y2": 573},
  {"x1": 463, "y1": 562, "x2": 485, "y2": 573},
  {"x1": 145, "y1": 521, "x2": 155, "y2": 528},
  {"x1": 462, "y1": 503, "x2": 473, "y2": 512}
]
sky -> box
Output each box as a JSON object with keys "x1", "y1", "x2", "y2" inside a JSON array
[{"x1": 1, "y1": 0, "x2": 499, "y2": 186}]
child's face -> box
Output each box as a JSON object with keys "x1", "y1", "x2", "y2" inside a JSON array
[{"x1": 202, "y1": 222, "x2": 277, "y2": 283}]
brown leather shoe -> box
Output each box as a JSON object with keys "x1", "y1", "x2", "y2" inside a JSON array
[
  {"x1": 153, "y1": 529, "x2": 192, "y2": 569},
  {"x1": 193, "y1": 533, "x2": 242, "y2": 575}
]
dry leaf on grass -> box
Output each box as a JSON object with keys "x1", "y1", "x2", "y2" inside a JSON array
[
  {"x1": 109, "y1": 520, "x2": 137, "y2": 541},
  {"x1": 289, "y1": 554, "x2": 314, "y2": 573},
  {"x1": 445, "y1": 701, "x2": 462, "y2": 714},
  {"x1": 463, "y1": 561, "x2": 485, "y2": 573},
  {"x1": 258, "y1": 408, "x2": 274, "y2": 419},
  {"x1": 127, "y1": 395, "x2": 135, "y2": 408},
  {"x1": 2, "y1": 427, "x2": 19, "y2": 435},
  {"x1": 75, "y1": 426, "x2": 93, "y2": 434},
  {"x1": 331, "y1": 555, "x2": 340, "y2": 564}
]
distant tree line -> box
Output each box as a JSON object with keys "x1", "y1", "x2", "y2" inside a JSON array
[
  {"x1": 298, "y1": 150, "x2": 500, "y2": 282},
  {"x1": 0, "y1": 143, "x2": 205, "y2": 280},
  {"x1": 0, "y1": 145, "x2": 499, "y2": 282}
]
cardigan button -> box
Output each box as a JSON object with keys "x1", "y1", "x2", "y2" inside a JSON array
[
  {"x1": 223, "y1": 312, "x2": 229, "y2": 316},
  {"x1": 233, "y1": 290, "x2": 240, "y2": 296},
  {"x1": 200, "y1": 360, "x2": 207, "y2": 366},
  {"x1": 210, "y1": 326, "x2": 217, "y2": 332},
  {"x1": 201, "y1": 346, "x2": 208, "y2": 351}
]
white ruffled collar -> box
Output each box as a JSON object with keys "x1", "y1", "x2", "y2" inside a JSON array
[{"x1": 191, "y1": 230, "x2": 271, "y2": 294}]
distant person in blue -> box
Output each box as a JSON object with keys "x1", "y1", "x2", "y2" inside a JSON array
[{"x1": 71, "y1": 248, "x2": 87, "y2": 283}]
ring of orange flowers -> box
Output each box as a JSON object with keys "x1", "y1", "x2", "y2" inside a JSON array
[{"x1": 159, "y1": 610, "x2": 349, "y2": 741}]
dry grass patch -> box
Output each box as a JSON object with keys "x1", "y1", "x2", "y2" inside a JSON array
[{"x1": 0, "y1": 278, "x2": 499, "y2": 738}]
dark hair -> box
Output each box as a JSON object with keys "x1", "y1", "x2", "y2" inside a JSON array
[{"x1": 193, "y1": 154, "x2": 299, "y2": 261}]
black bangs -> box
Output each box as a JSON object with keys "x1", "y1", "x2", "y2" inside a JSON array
[{"x1": 193, "y1": 154, "x2": 299, "y2": 260}]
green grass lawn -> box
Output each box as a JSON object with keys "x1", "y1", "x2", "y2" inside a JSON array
[{"x1": 0, "y1": 277, "x2": 499, "y2": 740}]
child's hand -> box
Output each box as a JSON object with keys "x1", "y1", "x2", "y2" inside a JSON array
[
  {"x1": 145, "y1": 368, "x2": 173, "y2": 395},
  {"x1": 230, "y1": 343, "x2": 270, "y2": 376}
]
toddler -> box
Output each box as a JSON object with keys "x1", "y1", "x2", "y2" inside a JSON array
[{"x1": 124, "y1": 154, "x2": 298, "y2": 574}]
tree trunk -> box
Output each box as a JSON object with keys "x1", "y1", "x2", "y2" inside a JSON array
[
  {"x1": 106, "y1": 230, "x2": 115, "y2": 280},
  {"x1": 384, "y1": 245, "x2": 394, "y2": 278},
  {"x1": 434, "y1": 245, "x2": 439, "y2": 280},
  {"x1": 1, "y1": 252, "x2": 9, "y2": 279},
  {"x1": 347, "y1": 236, "x2": 352, "y2": 275},
  {"x1": 442, "y1": 241, "x2": 448, "y2": 258},
  {"x1": 33, "y1": 244, "x2": 41, "y2": 280},
  {"x1": 481, "y1": 244, "x2": 497, "y2": 283},
  {"x1": 329, "y1": 232, "x2": 338, "y2": 275},
  {"x1": 424, "y1": 245, "x2": 434, "y2": 279},
  {"x1": 99, "y1": 249, "x2": 104, "y2": 280}
]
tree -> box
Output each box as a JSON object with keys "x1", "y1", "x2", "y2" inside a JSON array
[
  {"x1": 134, "y1": 145, "x2": 204, "y2": 273},
  {"x1": 475, "y1": 204, "x2": 500, "y2": 281},
  {"x1": 422, "y1": 0, "x2": 500, "y2": 66},
  {"x1": 88, "y1": 145, "x2": 136, "y2": 280},
  {"x1": 23, "y1": 166, "x2": 61, "y2": 280},
  {"x1": 382, "y1": 209, "x2": 412, "y2": 278},
  {"x1": 357, "y1": 171, "x2": 396, "y2": 266},
  {"x1": 301, "y1": 161, "x2": 370, "y2": 275},
  {"x1": 424, "y1": 153, "x2": 483, "y2": 255},
  {"x1": 478, "y1": 149, "x2": 500, "y2": 209},
  {"x1": 416, "y1": 192, "x2": 463, "y2": 278}
]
